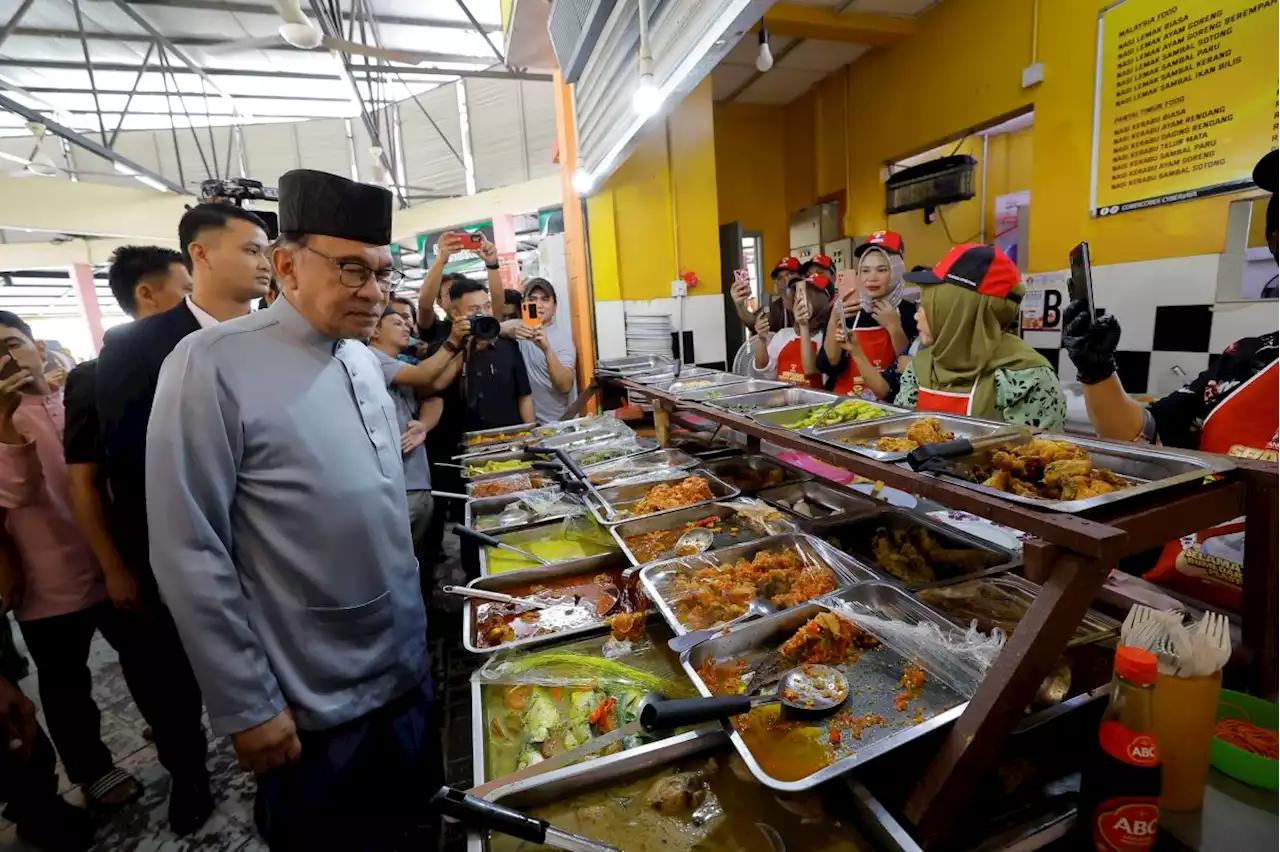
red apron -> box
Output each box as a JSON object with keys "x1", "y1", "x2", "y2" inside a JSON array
[
  {"x1": 834, "y1": 312, "x2": 899, "y2": 397},
  {"x1": 776, "y1": 335, "x2": 825, "y2": 389},
  {"x1": 916, "y1": 380, "x2": 979, "y2": 416},
  {"x1": 1144, "y1": 359, "x2": 1278, "y2": 610}
]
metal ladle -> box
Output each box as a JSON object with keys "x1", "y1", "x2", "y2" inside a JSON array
[
  {"x1": 640, "y1": 664, "x2": 851, "y2": 729},
  {"x1": 672, "y1": 526, "x2": 715, "y2": 556}
]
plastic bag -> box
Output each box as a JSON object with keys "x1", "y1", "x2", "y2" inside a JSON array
[
  {"x1": 718, "y1": 497, "x2": 796, "y2": 536},
  {"x1": 518, "y1": 487, "x2": 584, "y2": 519},
  {"x1": 824, "y1": 597, "x2": 1002, "y2": 698},
  {"x1": 571, "y1": 436, "x2": 647, "y2": 469},
  {"x1": 557, "y1": 513, "x2": 617, "y2": 549},
  {"x1": 468, "y1": 473, "x2": 536, "y2": 499}
]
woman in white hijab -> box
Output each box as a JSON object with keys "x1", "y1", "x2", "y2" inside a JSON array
[{"x1": 818, "y1": 231, "x2": 919, "y2": 400}]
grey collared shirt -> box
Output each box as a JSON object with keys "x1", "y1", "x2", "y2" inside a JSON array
[
  {"x1": 372, "y1": 349, "x2": 431, "y2": 491},
  {"x1": 518, "y1": 321, "x2": 577, "y2": 426},
  {"x1": 145, "y1": 296, "x2": 428, "y2": 736}
]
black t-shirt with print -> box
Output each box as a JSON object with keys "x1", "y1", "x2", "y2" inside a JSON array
[{"x1": 1148, "y1": 332, "x2": 1278, "y2": 450}]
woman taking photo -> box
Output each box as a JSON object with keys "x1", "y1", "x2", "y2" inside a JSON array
[
  {"x1": 748, "y1": 273, "x2": 832, "y2": 388},
  {"x1": 820, "y1": 231, "x2": 917, "y2": 399},
  {"x1": 894, "y1": 244, "x2": 1066, "y2": 430}
]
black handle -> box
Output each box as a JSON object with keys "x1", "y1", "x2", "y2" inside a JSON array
[
  {"x1": 452, "y1": 526, "x2": 503, "y2": 549},
  {"x1": 430, "y1": 786, "x2": 546, "y2": 843},
  {"x1": 639, "y1": 696, "x2": 751, "y2": 732},
  {"x1": 530, "y1": 460, "x2": 563, "y2": 472},
  {"x1": 555, "y1": 448, "x2": 590, "y2": 483},
  {"x1": 906, "y1": 437, "x2": 974, "y2": 471}
]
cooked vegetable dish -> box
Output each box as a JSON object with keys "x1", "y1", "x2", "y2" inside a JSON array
[
  {"x1": 466, "y1": 458, "x2": 532, "y2": 477},
  {"x1": 780, "y1": 400, "x2": 887, "y2": 430},
  {"x1": 866, "y1": 525, "x2": 1003, "y2": 585},
  {"x1": 669, "y1": 548, "x2": 839, "y2": 630},
  {"x1": 973, "y1": 439, "x2": 1131, "y2": 500}
]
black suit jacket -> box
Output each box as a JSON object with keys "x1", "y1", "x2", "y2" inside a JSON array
[{"x1": 95, "y1": 302, "x2": 203, "y2": 575}]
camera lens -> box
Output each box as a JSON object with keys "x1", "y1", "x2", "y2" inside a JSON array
[{"x1": 469, "y1": 314, "x2": 501, "y2": 342}]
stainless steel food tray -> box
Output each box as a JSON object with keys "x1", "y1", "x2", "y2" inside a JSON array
[
  {"x1": 464, "y1": 472, "x2": 558, "y2": 498},
  {"x1": 809, "y1": 413, "x2": 1010, "y2": 462},
  {"x1": 572, "y1": 437, "x2": 659, "y2": 468},
  {"x1": 682, "y1": 582, "x2": 970, "y2": 792},
  {"x1": 638, "y1": 532, "x2": 876, "y2": 637},
  {"x1": 609, "y1": 502, "x2": 798, "y2": 568},
  {"x1": 675, "y1": 379, "x2": 786, "y2": 403},
  {"x1": 459, "y1": 449, "x2": 547, "y2": 482},
  {"x1": 817, "y1": 508, "x2": 1019, "y2": 590},
  {"x1": 584, "y1": 448, "x2": 700, "y2": 486},
  {"x1": 630, "y1": 365, "x2": 716, "y2": 385},
  {"x1": 476, "y1": 517, "x2": 625, "y2": 577},
  {"x1": 464, "y1": 488, "x2": 584, "y2": 535},
  {"x1": 595, "y1": 354, "x2": 674, "y2": 375},
  {"x1": 531, "y1": 416, "x2": 621, "y2": 439},
  {"x1": 915, "y1": 573, "x2": 1119, "y2": 647},
  {"x1": 705, "y1": 386, "x2": 840, "y2": 413},
  {"x1": 666, "y1": 372, "x2": 754, "y2": 396},
  {"x1": 461, "y1": 560, "x2": 633, "y2": 654},
  {"x1": 750, "y1": 400, "x2": 909, "y2": 431},
  {"x1": 923, "y1": 433, "x2": 1236, "y2": 513},
  {"x1": 468, "y1": 621, "x2": 705, "y2": 789},
  {"x1": 699, "y1": 454, "x2": 812, "y2": 495},
  {"x1": 757, "y1": 480, "x2": 878, "y2": 530},
  {"x1": 459, "y1": 422, "x2": 536, "y2": 449},
  {"x1": 582, "y1": 470, "x2": 740, "y2": 528}
]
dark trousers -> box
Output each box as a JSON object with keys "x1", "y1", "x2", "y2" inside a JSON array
[
  {"x1": 255, "y1": 679, "x2": 442, "y2": 852},
  {"x1": 0, "y1": 723, "x2": 60, "y2": 826},
  {"x1": 18, "y1": 600, "x2": 207, "y2": 786}
]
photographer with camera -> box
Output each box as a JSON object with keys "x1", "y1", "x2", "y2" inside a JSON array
[{"x1": 424, "y1": 277, "x2": 534, "y2": 432}]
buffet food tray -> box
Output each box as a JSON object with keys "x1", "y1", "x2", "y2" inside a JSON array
[
  {"x1": 756, "y1": 480, "x2": 878, "y2": 531},
  {"x1": 595, "y1": 354, "x2": 674, "y2": 375},
  {"x1": 459, "y1": 449, "x2": 548, "y2": 482},
  {"x1": 583, "y1": 448, "x2": 700, "y2": 486},
  {"x1": 465, "y1": 472, "x2": 558, "y2": 499},
  {"x1": 464, "y1": 488, "x2": 584, "y2": 535},
  {"x1": 582, "y1": 470, "x2": 740, "y2": 528},
  {"x1": 530, "y1": 427, "x2": 633, "y2": 453},
  {"x1": 674, "y1": 379, "x2": 786, "y2": 403},
  {"x1": 750, "y1": 399, "x2": 908, "y2": 431},
  {"x1": 705, "y1": 386, "x2": 840, "y2": 413},
  {"x1": 638, "y1": 532, "x2": 876, "y2": 637},
  {"x1": 609, "y1": 502, "x2": 797, "y2": 568},
  {"x1": 572, "y1": 436, "x2": 659, "y2": 468},
  {"x1": 630, "y1": 366, "x2": 716, "y2": 386},
  {"x1": 666, "y1": 372, "x2": 755, "y2": 396},
  {"x1": 915, "y1": 573, "x2": 1119, "y2": 648},
  {"x1": 924, "y1": 433, "x2": 1235, "y2": 513},
  {"x1": 809, "y1": 413, "x2": 1009, "y2": 462},
  {"x1": 460, "y1": 560, "x2": 630, "y2": 654},
  {"x1": 476, "y1": 517, "x2": 625, "y2": 577},
  {"x1": 817, "y1": 508, "x2": 1019, "y2": 591},
  {"x1": 699, "y1": 454, "x2": 812, "y2": 494},
  {"x1": 468, "y1": 621, "x2": 703, "y2": 789},
  {"x1": 465, "y1": 728, "x2": 727, "y2": 851},
  {"x1": 681, "y1": 583, "x2": 970, "y2": 792},
  {"x1": 459, "y1": 422, "x2": 536, "y2": 451},
  {"x1": 531, "y1": 416, "x2": 603, "y2": 438}
]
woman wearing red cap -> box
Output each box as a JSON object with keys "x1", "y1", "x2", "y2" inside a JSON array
[
  {"x1": 748, "y1": 274, "x2": 832, "y2": 387},
  {"x1": 1060, "y1": 150, "x2": 1277, "y2": 611},
  {"x1": 729, "y1": 257, "x2": 802, "y2": 334},
  {"x1": 894, "y1": 244, "x2": 1066, "y2": 429},
  {"x1": 819, "y1": 231, "x2": 919, "y2": 400}
]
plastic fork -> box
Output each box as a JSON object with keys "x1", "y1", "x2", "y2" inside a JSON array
[
  {"x1": 1191, "y1": 611, "x2": 1232, "y2": 675},
  {"x1": 1121, "y1": 604, "x2": 1160, "y2": 648}
]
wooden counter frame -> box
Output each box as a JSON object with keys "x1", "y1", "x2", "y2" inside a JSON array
[{"x1": 602, "y1": 377, "x2": 1278, "y2": 847}]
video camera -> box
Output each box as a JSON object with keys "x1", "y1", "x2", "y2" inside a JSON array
[{"x1": 198, "y1": 177, "x2": 280, "y2": 239}]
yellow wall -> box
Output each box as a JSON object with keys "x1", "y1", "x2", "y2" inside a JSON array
[
  {"x1": 713, "y1": 103, "x2": 791, "y2": 266},
  {"x1": 588, "y1": 79, "x2": 723, "y2": 301}
]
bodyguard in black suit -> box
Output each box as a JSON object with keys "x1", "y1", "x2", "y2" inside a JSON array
[{"x1": 95, "y1": 203, "x2": 272, "y2": 834}]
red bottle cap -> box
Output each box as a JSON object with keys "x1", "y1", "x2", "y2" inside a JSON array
[{"x1": 1115, "y1": 646, "x2": 1158, "y2": 685}]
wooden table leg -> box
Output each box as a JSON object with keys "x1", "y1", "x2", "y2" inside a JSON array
[
  {"x1": 903, "y1": 542, "x2": 1115, "y2": 845},
  {"x1": 1242, "y1": 477, "x2": 1278, "y2": 698},
  {"x1": 654, "y1": 402, "x2": 671, "y2": 447}
]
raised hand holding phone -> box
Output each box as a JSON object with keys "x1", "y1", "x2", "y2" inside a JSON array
[{"x1": 793, "y1": 281, "x2": 811, "y2": 330}]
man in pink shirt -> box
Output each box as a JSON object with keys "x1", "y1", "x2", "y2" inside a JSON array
[{"x1": 0, "y1": 312, "x2": 144, "y2": 812}]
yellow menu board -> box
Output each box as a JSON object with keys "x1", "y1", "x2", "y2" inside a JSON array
[{"x1": 1090, "y1": 0, "x2": 1278, "y2": 217}]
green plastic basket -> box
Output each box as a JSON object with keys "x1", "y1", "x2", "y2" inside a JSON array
[{"x1": 1210, "y1": 689, "x2": 1279, "y2": 791}]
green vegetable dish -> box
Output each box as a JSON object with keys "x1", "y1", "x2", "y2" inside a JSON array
[{"x1": 781, "y1": 400, "x2": 887, "y2": 430}]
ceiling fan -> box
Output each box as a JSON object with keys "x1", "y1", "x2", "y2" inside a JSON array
[
  {"x1": 203, "y1": 0, "x2": 441, "y2": 65},
  {"x1": 2, "y1": 123, "x2": 148, "y2": 181}
]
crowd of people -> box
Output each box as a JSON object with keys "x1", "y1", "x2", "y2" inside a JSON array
[{"x1": 0, "y1": 168, "x2": 577, "y2": 852}]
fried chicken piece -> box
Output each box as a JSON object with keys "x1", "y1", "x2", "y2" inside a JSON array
[
  {"x1": 1062, "y1": 475, "x2": 1121, "y2": 500},
  {"x1": 982, "y1": 469, "x2": 1013, "y2": 492},
  {"x1": 873, "y1": 437, "x2": 919, "y2": 452},
  {"x1": 989, "y1": 450, "x2": 1029, "y2": 476},
  {"x1": 1018, "y1": 439, "x2": 1088, "y2": 464},
  {"x1": 1043, "y1": 458, "x2": 1094, "y2": 487},
  {"x1": 1009, "y1": 478, "x2": 1042, "y2": 499},
  {"x1": 906, "y1": 417, "x2": 954, "y2": 447}
]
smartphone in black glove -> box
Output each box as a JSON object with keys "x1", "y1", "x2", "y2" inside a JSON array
[{"x1": 1068, "y1": 241, "x2": 1096, "y2": 324}]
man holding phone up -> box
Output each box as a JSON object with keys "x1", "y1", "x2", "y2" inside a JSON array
[
  {"x1": 1064, "y1": 150, "x2": 1278, "y2": 613},
  {"x1": 515, "y1": 278, "x2": 576, "y2": 425}
]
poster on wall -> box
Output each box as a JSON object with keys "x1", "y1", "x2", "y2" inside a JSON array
[
  {"x1": 1089, "y1": 0, "x2": 1279, "y2": 217},
  {"x1": 993, "y1": 190, "x2": 1030, "y2": 266},
  {"x1": 1021, "y1": 273, "x2": 1067, "y2": 332}
]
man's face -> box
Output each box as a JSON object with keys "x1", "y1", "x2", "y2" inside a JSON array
[
  {"x1": 373, "y1": 312, "x2": 411, "y2": 349},
  {"x1": 451, "y1": 290, "x2": 491, "y2": 319},
  {"x1": 191, "y1": 218, "x2": 271, "y2": 302},
  {"x1": 276, "y1": 235, "x2": 393, "y2": 339},
  {"x1": 136, "y1": 262, "x2": 192, "y2": 318},
  {"x1": 390, "y1": 302, "x2": 414, "y2": 328},
  {"x1": 526, "y1": 288, "x2": 555, "y2": 324},
  {"x1": 0, "y1": 326, "x2": 43, "y2": 376}
]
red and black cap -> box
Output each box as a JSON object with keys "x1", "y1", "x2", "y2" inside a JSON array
[
  {"x1": 904, "y1": 243, "x2": 1022, "y2": 302},
  {"x1": 853, "y1": 230, "x2": 906, "y2": 259},
  {"x1": 770, "y1": 256, "x2": 802, "y2": 279},
  {"x1": 804, "y1": 272, "x2": 834, "y2": 293},
  {"x1": 800, "y1": 253, "x2": 836, "y2": 276}
]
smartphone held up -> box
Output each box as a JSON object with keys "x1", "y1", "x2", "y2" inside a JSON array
[{"x1": 1068, "y1": 241, "x2": 1096, "y2": 325}]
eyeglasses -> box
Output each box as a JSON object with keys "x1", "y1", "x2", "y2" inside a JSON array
[{"x1": 300, "y1": 244, "x2": 403, "y2": 293}]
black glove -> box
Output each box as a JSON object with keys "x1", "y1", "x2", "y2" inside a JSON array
[{"x1": 1061, "y1": 299, "x2": 1121, "y2": 385}]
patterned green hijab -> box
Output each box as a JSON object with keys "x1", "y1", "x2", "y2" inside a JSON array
[{"x1": 913, "y1": 282, "x2": 1050, "y2": 420}]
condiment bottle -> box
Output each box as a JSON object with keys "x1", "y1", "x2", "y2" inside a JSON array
[{"x1": 1078, "y1": 646, "x2": 1162, "y2": 851}]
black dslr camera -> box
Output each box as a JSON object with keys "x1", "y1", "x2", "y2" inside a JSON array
[{"x1": 468, "y1": 312, "x2": 500, "y2": 342}]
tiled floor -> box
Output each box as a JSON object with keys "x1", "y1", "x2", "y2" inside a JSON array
[{"x1": 1, "y1": 535, "x2": 480, "y2": 852}]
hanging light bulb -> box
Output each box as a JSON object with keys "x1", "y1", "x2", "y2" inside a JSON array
[
  {"x1": 571, "y1": 170, "x2": 594, "y2": 195},
  {"x1": 756, "y1": 26, "x2": 774, "y2": 72},
  {"x1": 633, "y1": 72, "x2": 663, "y2": 119}
]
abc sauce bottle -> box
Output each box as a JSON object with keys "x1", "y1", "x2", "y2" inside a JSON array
[{"x1": 1078, "y1": 646, "x2": 1161, "y2": 851}]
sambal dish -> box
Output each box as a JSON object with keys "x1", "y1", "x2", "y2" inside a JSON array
[
  {"x1": 630, "y1": 475, "x2": 715, "y2": 516},
  {"x1": 669, "y1": 548, "x2": 839, "y2": 630}
]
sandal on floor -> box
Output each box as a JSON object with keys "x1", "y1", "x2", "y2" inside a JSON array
[{"x1": 85, "y1": 768, "x2": 143, "y2": 810}]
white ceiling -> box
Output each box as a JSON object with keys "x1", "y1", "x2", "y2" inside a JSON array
[{"x1": 711, "y1": 0, "x2": 941, "y2": 105}]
